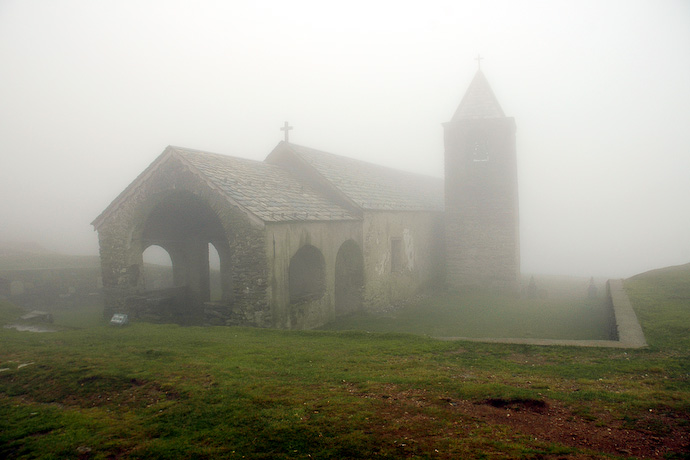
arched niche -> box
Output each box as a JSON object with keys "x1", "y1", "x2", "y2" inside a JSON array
[
  {"x1": 335, "y1": 239, "x2": 364, "y2": 316},
  {"x1": 289, "y1": 244, "x2": 326, "y2": 304}
]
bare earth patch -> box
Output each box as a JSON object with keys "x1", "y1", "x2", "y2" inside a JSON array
[{"x1": 349, "y1": 383, "x2": 689, "y2": 458}]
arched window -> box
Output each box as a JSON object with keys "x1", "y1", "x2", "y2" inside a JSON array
[{"x1": 289, "y1": 245, "x2": 326, "y2": 304}]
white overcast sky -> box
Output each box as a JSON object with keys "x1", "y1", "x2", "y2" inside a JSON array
[{"x1": 1, "y1": 0, "x2": 689, "y2": 278}]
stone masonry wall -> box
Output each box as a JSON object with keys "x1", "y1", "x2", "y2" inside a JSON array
[
  {"x1": 444, "y1": 117, "x2": 520, "y2": 290},
  {"x1": 96, "y1": 154, "x2": 270, "y2": 326},
  {"x1": 267, "y1": 220, "x2": 362, "y2": 329},
  {"x1": 362, "y1": 211, "x2": 445, "y2": 310}
]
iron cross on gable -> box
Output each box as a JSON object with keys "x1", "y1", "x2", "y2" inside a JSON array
[
  {"x1": 281, "y1": 121, "x2": 293, "y2": 142},
  {"x1": 475, "y1": 54, "x2": 483, "y2": 70}
]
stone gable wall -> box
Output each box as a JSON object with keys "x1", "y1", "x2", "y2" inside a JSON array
[{"x1": 96, "y1": 155, "x2": 270, "y2": 326}]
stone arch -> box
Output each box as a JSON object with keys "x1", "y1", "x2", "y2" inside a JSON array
[
  {"x1": 136, "y1": 190, "x2": 233, "y2": 311},
  {"x1": 335, "y1": 239, "x2": 364, "y2": 316},
  {"x1": 206, "y1": 240, "x2": 234, "y2": 303},
  {"x1": 142, "y1": 244, "x2": 174, "y2": 290},
  {"x1": 289, "y1": 244, "x2": 326, "y2": 304}
]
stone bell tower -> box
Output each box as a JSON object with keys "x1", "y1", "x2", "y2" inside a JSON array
[{"x1": 443, "y1": 67, "x2": 520, "y2": 290}]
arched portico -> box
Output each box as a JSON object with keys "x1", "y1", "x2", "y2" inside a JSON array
[{"x1": 131, "y1": 191, "x2": 233, "y2": 321}]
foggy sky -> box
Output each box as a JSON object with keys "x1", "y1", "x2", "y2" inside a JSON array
[{"x1": 1, "y1": 0, "x2": 689, "y2": 278}]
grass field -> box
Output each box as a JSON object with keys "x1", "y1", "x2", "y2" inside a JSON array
[{"x1": 1, "y1": 265, "x2": 689, "y2": 459}]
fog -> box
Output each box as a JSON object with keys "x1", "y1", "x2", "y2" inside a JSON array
[{"x1": 1, "y1": 0, "x2": 688, "y2": 278}]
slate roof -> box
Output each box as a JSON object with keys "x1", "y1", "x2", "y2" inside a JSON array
[
  {"x1": 282, "y1": 143, "x2": 444, "y2": 212},
  {"x1": 94, "y1": 142, "x2": 444, "y2": 230},
  {"x1": 451, "y1": 69, "x2": 505, "y2": 121},
  {"x1": 174, "y1": 146, "x2": 359, "y2": 223}
]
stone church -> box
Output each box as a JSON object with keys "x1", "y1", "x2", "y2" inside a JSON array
[{"x1": 92, "y1": 69, "x2": 519, "y2": 329}]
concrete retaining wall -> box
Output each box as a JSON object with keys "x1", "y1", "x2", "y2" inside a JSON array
[
  {"x1": 606, "y1": 279, "x2": 647, "y2": 348},
  {"x1": 439, "y1": 278, "x2": 647, "y2": 348}
]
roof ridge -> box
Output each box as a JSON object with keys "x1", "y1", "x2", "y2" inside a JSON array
[
  {"x1": 287, "y1": 142, "x2": 441, "y2": 180},
  {"x1": 282, "y1": 142, "x2": 443, "y2": 212},
  {"x1": 170, "y1": 145, "x2": 272, "y2": 165}
]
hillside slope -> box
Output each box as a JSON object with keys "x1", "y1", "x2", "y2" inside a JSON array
[{"x1": 625, "y1": 262, "x2": 690, "y2": 350}]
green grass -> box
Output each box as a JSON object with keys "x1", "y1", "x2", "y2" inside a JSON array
[
  {"x1": 0, "y1": 298, "x2": 104, "y2": 331},
  {"x1": 625, "y1": 263, "x2": 690, "y2": 350},
  {"x1": 0, "y1": 299, "x2": 23, "y2": 326},
  {"x1": 49, "y1": 303, "x2": 106, "y2": 329},
  {"x1": 0, "y1": 266, "x2": 689, "y2": 458}
]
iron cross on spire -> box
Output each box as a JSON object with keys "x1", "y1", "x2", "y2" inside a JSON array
[
  {"x1": 475, "y1": 54, "x2": 483, "y2": 70},
  {"x1": 280, "y1": 121, "x2": 293, "y2": 142}
]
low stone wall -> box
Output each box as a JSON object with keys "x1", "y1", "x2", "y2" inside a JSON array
[{"x1": 0, "y1": 268, "x2": 102, "y2": 309}]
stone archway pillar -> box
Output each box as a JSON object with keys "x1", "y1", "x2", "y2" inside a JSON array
[{"x1": 184, "y1": 238, "x2": 211, "y2": 306}]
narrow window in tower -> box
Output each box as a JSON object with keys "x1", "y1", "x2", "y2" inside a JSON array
[
  {"x1": 472, "y1": 139, "x2": 489, "y2": 162},
  {"x1": 391, "y1": 237, "x2": 404, "y2": 273}
]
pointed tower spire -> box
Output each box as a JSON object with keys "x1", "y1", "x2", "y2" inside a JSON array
[{"x1": 451, "y1": 70, "x2": 505, "y2": 121}]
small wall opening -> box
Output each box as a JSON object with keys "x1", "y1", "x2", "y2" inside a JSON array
[
  {"x1": 142, "y1": 245, "x2": 174, "y2": 290},
  {"x1": 209, "y1": 242, "x2": 222, "y2": 302},
  {"x1": 289, "y1": 245, "x2": 326, "y2": 304}
]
